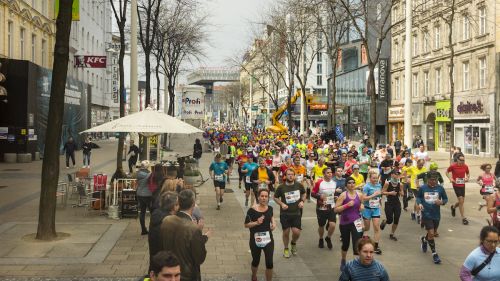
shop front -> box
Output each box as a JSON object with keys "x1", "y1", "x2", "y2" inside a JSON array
[
  {"x1": 388, "y1": 106, "x2": 404, "y2": 145},
  {"x1": 435, "y1": 100, "x2": 451, "y2": 152},
  {"x1": 453, "y1": 94, "x2": 494, "y2": 157}
]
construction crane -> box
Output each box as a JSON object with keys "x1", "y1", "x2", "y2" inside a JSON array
[{"x1": 266, "y1": 90, "x2": 302, "y2": 133}]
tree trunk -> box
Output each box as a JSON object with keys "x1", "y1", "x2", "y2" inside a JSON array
[
  {"x1": 116, "y1": 24, "x2": 127, "y2": 172},
  {"x1": 36, "y1": 0, "x2": 73, "y2": 241},
  {"x1": 368, "y1": 65, "x2": 377, "y2": 145},
  {"x1": 155, "y1": 62, "x2": 161, "y2": 110},
  {"x1": 331, "y1": 72, "x2": 337, "y2": 129},
  {"x1": 145, "y1": 53, "x2": 151, "y2": 107},
  {"x1": 168, "y1": 84, "x2": 175, "y2": 116}
]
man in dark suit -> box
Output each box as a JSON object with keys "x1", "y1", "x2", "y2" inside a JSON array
[{"x1": 161, "y1": 190, "x2": 210, "y2": 281}]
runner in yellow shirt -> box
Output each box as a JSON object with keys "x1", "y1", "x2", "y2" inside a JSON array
[
  {"x1": 405, "y1": 159, "x2": 427, "y2": 223},
  {"x1": 312, "y1": 158, "x2": 328, "y2": 181},
  {"x1": 350, "y1": 164, "x2": 365, "y2": 189}
]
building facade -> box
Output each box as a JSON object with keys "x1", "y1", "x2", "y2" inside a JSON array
[
  {"x1": 390, "y1": 0, "x2": 497, "y2": 156},
  {"x1": 0, "y1": 0, "x2": 55, "y2": 68}
]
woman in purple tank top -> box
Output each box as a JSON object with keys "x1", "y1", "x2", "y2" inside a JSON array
[{"x1": 335, "y1": 176, "x2": 365, "y2": 271}]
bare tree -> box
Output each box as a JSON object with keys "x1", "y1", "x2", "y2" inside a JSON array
[
  {"x1": 36, "y1": 0, "x2": 73, "y2": 240},
  {"x1": 109, "y1": 0, "x2": 129, "y2": 172}
]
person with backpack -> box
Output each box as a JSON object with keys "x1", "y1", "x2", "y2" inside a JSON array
[{"x1": 460, "y1": 226, "x2": 499, "y2": 280}]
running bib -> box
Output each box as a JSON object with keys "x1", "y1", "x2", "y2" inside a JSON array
[
  {"x1": 258, "y1": 183, "x2": 268, "y2": 190},
  {"x1": 254, "y1": 231, "x2": 271, "y2": 248},
  {"x1": 296, "y1": 175, "x2": 304, "y2": 182},
  {"x1": 417, "y1": 178, "x2": 424, "y2": 186},
  {"x1": 369, "y1": 198, "x2": 380, "y2": 208},
  {"x1": 214, "y1": 174, "x2": 224, "y2": 182},
  {"x1": 424, "y1": 192, "x2": 439, "y2": 204},
  {"x1": 226, "y1": 154, "x2": 231, "y2": 159},
  {"x1": 484, "y1": 185, "x2": 494, "y2": 194},
  {"x1": 326, "y1": 194, "x2": 336, "y2": 206},
  {"x1": 456, "y1": 178, "x2": 465, "y2": 184},
  {"x1": 285, "y1": 190, "x2": 301, "y2": 204},
  {"x1": 354, "y1": 218, "x2": 364, "y2": 232}
]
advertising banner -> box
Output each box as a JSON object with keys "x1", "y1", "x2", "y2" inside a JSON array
[
  {"x1": 74, "y1": 56, "x2": 107, "y2": 68},
  {"x1": 182, "y1": 91, "x2": 205, "y2": 120},
  {"x1": 55, "y1": 0, "x2": 80, "y2": 21}
]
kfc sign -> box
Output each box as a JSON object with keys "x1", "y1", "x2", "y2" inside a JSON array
[{"x1": 74, "y1": 56, "x2": 107, "y2": 68}]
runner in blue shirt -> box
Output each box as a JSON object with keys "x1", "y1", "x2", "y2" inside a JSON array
[
  {"x1": 242, "y1": 156, "x2": 259, "y2": 207},
  {"x1": 362, "y1": 171, "x2": 383, "y2": 255},
  {"x1": 209, "y1": 153, "x2": 229, "y2": 210}
]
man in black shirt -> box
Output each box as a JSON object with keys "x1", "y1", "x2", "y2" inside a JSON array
[
  {"x1": 63, "y1": 137, "x2": 77, "y2": 169},
  {"x1": 128, "y1": 140, "x2": 140, "y2": 173}
]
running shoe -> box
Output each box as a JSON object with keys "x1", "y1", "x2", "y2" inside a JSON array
[
  {"x1": 374, "y1": 246, "x2": 382, "y2": 255},
  {"x1": 462, "y1": 218, "x2": 469, "y2": 225},
  {"x1": 239, "y1": 183, "x2": 241, "y2": 189},
  {"x1": 325, "y1": 237, "x2": 333, "y2": 249},
  {"x1": 411, "y1": 212, "x2": 416, "y2": 220},
  {"x1": 340, "y1": 259, "x2": 346, "y2": 272},
  {"x1": 389, "y1": 234, "x2": 398, "y2": 241},
  {"x1": 283, "y1": 248, "x2": 291, "y2": 258},
  {"x1": 432, "y1": 253, "x2": 442, "y2": 264},
  {"x1": 451, "y1": 205, "x2": 456, "y2": 217},
  {"x1": 291, "y1": 243, "x2": 298, "y2": 255},
  {"x1": 216, "y1": 205, "x2": 220, "y2": 210},
  {"x1": 318, "y1": 238, "x2": 324, "y2": 248},
  {"x1": 380, "y1": 219, "x2": 387, "y2": 230},
  {"x1": 417, "y1": 215, "x2": 421, "y2": 225},
  {"x1": 420, "y1": 236, "x2": 428, "y2": 253}
]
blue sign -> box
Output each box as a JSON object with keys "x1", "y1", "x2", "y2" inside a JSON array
[{"x1": 335, "y1": 125, "x2": 345, "y2": 142}]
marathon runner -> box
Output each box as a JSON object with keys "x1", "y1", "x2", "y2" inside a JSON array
[
  {"x1": 362, "y1": 171, "x2": 383, "y2": 254},
  {"x1": 446, "y1": 155, "x2": 470, "y2": 225},
  {"x1": 405, "y1": 159, "x2": 427, "y2": 223},
  {"x1": 236, "y1": 150, "x2": 250, "y2": 189},
  {"x1": 356, "y1": 145, "x2": 371, "y2": 182},
  {"x1": 305, "y1": 153, "x2": 316, "y2": 201},
  {"x1": 485, "y1": 184, "x2": 500, "y2": 229},
  {"x1": 335, "y1": 176, "x2": 364, "y2": 271},
  {"x1": 417, "y1": 171, "x2": 448, "y2": 264},
  {"x1": 350, "y1": 164, "x2": 365, "y2": 190},
  {"x1": 380, "y1": 170, "x2": 402, "y2": 241},
  {"x1": 273, "y1": 168, "x2": 306, "y2": 258},
  {"x1": 311, "y1": 167, "x2": 338, "y2": 250},
  {"x1": 477, "y1": 163, "x2": 496, "y2": 211},
  {"x1": 242, "y1": 156, "x2": 259, "y2": 207},
  {"x1": 312, "y1": 158, "x2": 328, "y2": 181},
  {"x1": 209, "y1": 153, "x2": 229, "y2": 210},
  {"x1": 250, "y1": 158, "x2": 276, "y2": 199}
]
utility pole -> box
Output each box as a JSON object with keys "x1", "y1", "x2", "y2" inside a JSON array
[
  {"x1": 249, "y1": 76, "x2": 253, "y2": 128},
  {"x1": 403, "y1": 0, "x2": 413, "y2": 148},
  {"x1": 130, "y1": 0, "x2": 138, "y2": 115}
]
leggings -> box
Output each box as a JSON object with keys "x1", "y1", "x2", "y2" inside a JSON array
[
  {"x1": 384, "y1": 202, "x2": 401, "y2": 225},
  {"x1": 249, "y1": 239, "x2": 274, "y2": 269},
  {"x1": 238, "y1": 166, "x2": 244, "y2": 182},
  {"x1": 402, "y1": 183, "x2": 411, "y2": 209},
  {"x1": 339, "y1": 223, "x2": 361, "y2": 254}
]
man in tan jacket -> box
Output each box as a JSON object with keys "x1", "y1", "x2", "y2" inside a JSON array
[{"x1": 161, "y1": 189, "x2": 209, "y2": 281}]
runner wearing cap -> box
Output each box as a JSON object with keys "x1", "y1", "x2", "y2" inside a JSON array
[{"x1": 350, "y1": 164, "x2": 365, "y2": 190}]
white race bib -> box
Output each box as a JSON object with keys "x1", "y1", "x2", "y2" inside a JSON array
[
  {"x1": 254, "y1": 231, "x2": 271, "y2": 248},
  {"x1": 285, "y1": 190, "x2": 301, "y2": 204},
  {"x1": 456, "y1": 178, "x2": 465, "y2": 184},
  {"x1": 326, "y1": 194, "x2": 336, "y2": 206},
  {"x1": 424, "y1": 191, "x2": 439, "y2": 204},
  {"x1": 369, "y1": 198, "x2": 380, "y2": 208},
  {"x1": 417, "y1": 178, "x2": 424, "y2": 186},
  {"x1": 214, "y1": 174, "x2": 224, "y2": 182},
  {"x1": 246, "y1": 176, "x2": 251, "y2": 184},
  {"x1": 258, "y1": 183, "x2": 268, "y2": 190},
  {"x1": 226, "y1": 154, "x2": 231, "y2": 159},
  {"x1": 484, "y1": 185, "x2": 494, "y2": 194},
  {"x1": 296, "y1": 175, "x2": 304, "y2": 182},
  {"x1": 354, "y1": 218, "x2": 364, "y2": 232}
]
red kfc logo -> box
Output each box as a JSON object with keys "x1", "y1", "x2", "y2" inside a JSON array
[{"x1": 74, "y1": 56, "x2": 107, "y2": 68}]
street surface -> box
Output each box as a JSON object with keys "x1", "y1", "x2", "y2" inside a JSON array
[{"x1": 0, "y1": 137, "x2": 496, "y2": 280}]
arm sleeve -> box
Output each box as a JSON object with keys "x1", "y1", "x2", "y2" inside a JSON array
[
  {"x1": 311, "y1": 180, "x2": 322, "y2": 199},
  {"x1": 416, "y1": 187, "x2": 423, "y2": 205},
  {"x1": 274, "y1": 186, "x2": 282, "y2": 199}
]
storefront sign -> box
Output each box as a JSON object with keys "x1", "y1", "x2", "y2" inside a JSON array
[
  {"x1": 388, "y1": 106, "x2": 404, "y2": 120},
  {"x1": 74, "y1": 56, "x2": 107, "y2": 68},
  {"x1": 454, "y1": 95, "x2": 490, "y2": 118},
  {"x1": 310, "y1": 104, "x2": 327, "y2": 110},
  {"x1": 378, "y1": 59, "x2": 389, "y2": 101},
  {"x1": 436, "y1": 100, "x2": 451, "y2": 122}
]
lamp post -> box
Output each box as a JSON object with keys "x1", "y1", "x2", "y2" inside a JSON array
[{"x1": 403, "y1": 0, "x2": 413, "y2": 147}]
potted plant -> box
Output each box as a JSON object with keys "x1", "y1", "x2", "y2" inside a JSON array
[
  {"x1": 183, "y1": 169, "x2": 201, "y2": 185},
  {"x1": 184, "y1": 157, "x2": 197, "y2": 170}
]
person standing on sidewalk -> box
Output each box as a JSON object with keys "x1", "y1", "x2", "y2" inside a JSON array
[
  {"x1": 460, "y1": 226, "x2": 500, "y2": 281},
  {"x1": 192, "y1": 139, "x2": 203, "y2": 168},
  {"x1": 273, "y1": 168, "x2": 305, "y2": 258},
  {"x1": 446, "y1": 155, "x2": 470, "y2": 225},
  {"x1": 245, "y1": 189, "x2": 276, "y2": 281},
  {"x1": 136, "y1": 161, "x2": 152, "y2": 235},
  {"x1": 417, "y1": 171, "x2": 448, "y2": 264},
  {"x1": 63, "y1": 136, "x2": 77, "y2": 169},
  {"x1": 81, "y1": 137, "x2": 92, "y2": 168},
  {"x1": 209, "y1": 153, "x2": 228, "y2": 211},
  {"x1": 127, "y1": 140, "x2": 140, "y2": 174}
]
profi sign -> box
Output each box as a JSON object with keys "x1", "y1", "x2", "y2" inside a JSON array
[
  {"x1": 182, "y1": 97, "x2": 202, "y2": 105},
  {"x1": 74, "y1": 56, "x2": 107, "y2": 68}
]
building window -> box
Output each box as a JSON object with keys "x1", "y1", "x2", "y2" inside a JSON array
[
  {"x1": 376, "y1": 3, "x2": 382, "y2": 21},
  {"x1": 462, "y1": 61, "x2": 469, "y2": 90},
  {"x1": 479, "y1": 7, "x2": 486, "y2": 35},
  {"x1": 462, "y1": 15, "x2": 470, "y2": 40},
  {"x1": 7, "y1": 21, "x2": 13, "y2": 57},
  {"x1": 394, "y1": 78, "x2": 400, "y2": 100},
  {"x1": 412, "y1": 73, "x2": 418, "y2": 97},
  {"x1": 31, "y1": 34, "x2": 36, "y2": 61},
  {"x1": 413, "y1": 34, "x2": 418, "y2": 56},
  {"x1": 394, "y1": 42, "x2": 399, "y2": 62},
  {"x1": 317, "y1": 75, "x2": 323, "y2": 86},
  {"x1": 435, "y1": 68, "x2": 441, "y2": 94},
  {"x1": 41, "y1": 39, "x2": 47, "y2": 67},
  {"x1": 20, "y1": 28, "x2": 25, "y2": 59},
  {"x1": 479, "y1": 57, "x2": 486, "y2": 88},
  {"x1": 401, "y1": 38, "x2": 405, "y2": 61},
  {"x1": 434, "y1": 25, "x2": 440, "y2": 49},
  {"x1": 423, "y1": 31, "x2": 430, "y2": 53},
  {"x1": 317, "y1": 64, "x2": 322, "y2": 74},
  {"x1": 424, "y1": 71, "x2": 429, "y2": 96},
  {"x1": 317, "y1": 52, "x2": 322, "y2": 62}
]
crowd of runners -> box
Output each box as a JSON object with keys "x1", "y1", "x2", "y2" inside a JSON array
[{"x1": 203, "y1": 127, "x2": 500, "y2": 281}]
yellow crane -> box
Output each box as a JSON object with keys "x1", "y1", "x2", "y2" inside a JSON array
[{"x1": 266, "y1": 90, "x2": 302, "y2": 133}]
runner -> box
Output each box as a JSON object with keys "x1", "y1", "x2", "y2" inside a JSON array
[
  {"x1": 362, "y1": 171, "x2": 383, "y2": 254},
  {"x1": 335, "y1": 177, "x2": 364, "y2": 271},
  {"x1": 291, "y1": 156, "x2": 307, "y2": 193},
  {"x1": 414, "y1": 144, "x2": 431, "y2": 164},
  {"x1": 343, "y1": 153, "x2": 358, "y2": 177},
  {"x1": 250, "y1": 158, "x2": 276, "y2": 199},
  {"x1": 485, "y1": 184, "x2": 500, "y2": 229},
  {"x1": 350, "y1": 164, "x2": 365, "y2": 190},
  {"x1": 477, "y1": 163, "x2": 496, "y2": 211},
  {"x1": 312, "y1": 158, "x2": 328, "y2": 181},
  {"x1": 311, "y1": 167, "x2": 338, "y2": 250},
  {"x1": 446, "y1": 155, "x2": 470, "y2": 225},
  {"x1": 305, "y1": 153, "x2": 316, "y2": 201},
  {"x1": 273, "y1": 169, "x2": 306, "y2": 258},
  {"x1": 244, "y1": 188, "x2": 276, "y2": 281},
  {"x1": 356, "y1": 146, "x2": 371, "y2": 182},
  {"x1": 209, "y1": 154, "x2": 229, "y2": 211},
  {"x1": 379, "y1": 154, "x2": 395, "y2": 185},
  {"x1": 406, "y1": 159, "x2": 428, "y2": 223},
  {"x1": 401, "y1": 159, "x2": 413, "y2": 212},
  {"x1": 271, "y1": 151, "x2": 283, "y2": 185},
  {"x1": 242, "y1": 156, "x2": 259, "y2": 207},
  {"x1": 380, "y1": 171, "x2": 403, "y2": 241},
  {"x1": 417, "y1": 171, "x2": 448, "y2": 264},
  {"x1": 236, "y1": 151, "x2": 250, "y2": 189}
]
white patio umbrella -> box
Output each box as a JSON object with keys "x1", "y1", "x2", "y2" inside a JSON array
[{"x1": 81, "y1": 108, "x2": 203, "y2": 136}]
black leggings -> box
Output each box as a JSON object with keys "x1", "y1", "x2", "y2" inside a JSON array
[
  {"x1": 238, "y1": 166, "x2": 244, "y2": 182},
  {"x1": 249, "y1": 239, "x2": 274, "y2": 269},
  {"x1": 402, "y1": 183, "x2": 411, "y2": 209},
  {"x1": 137, "y1": 196, "x2": 152, "y2": 231},
  {"x1": 384, "y1": 203, "x2": 401, "y2": 225},
  {"x1": 339, "y1": 223, "x2": 361, "y2": 254}
]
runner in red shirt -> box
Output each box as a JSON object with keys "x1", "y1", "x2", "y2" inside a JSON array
[{"x1": 446, "y1": 155, "x2": 470, "y2": 225}]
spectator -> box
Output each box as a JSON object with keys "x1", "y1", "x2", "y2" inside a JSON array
[
  {"x1": 460, "y1": 226, "x2": 499, "y2": 281},
  {"x1": 127, "y1": 140, "x2": 140, "y2": 173},
  {"x1": 63, "y1": 136, "x2": 77, "y2": 169},
  {"x1": 137, "y1": 161, "x2": 152, "y2": 235},
  {"x1": 161, "y1": 189, "x2": 210, "y2": 281},
  {"x1": 147, "y1": 251, "x2": 182, "y2": 281},
  {"x1": 193, "y1": 139, "x2": 203, "y2": 167},
  {"x1": 81, "y1": 137, "x2": 92, "y2": 168},
  {"x1": 339, "y1": 237, "x2": 390, "y2": 281}
]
